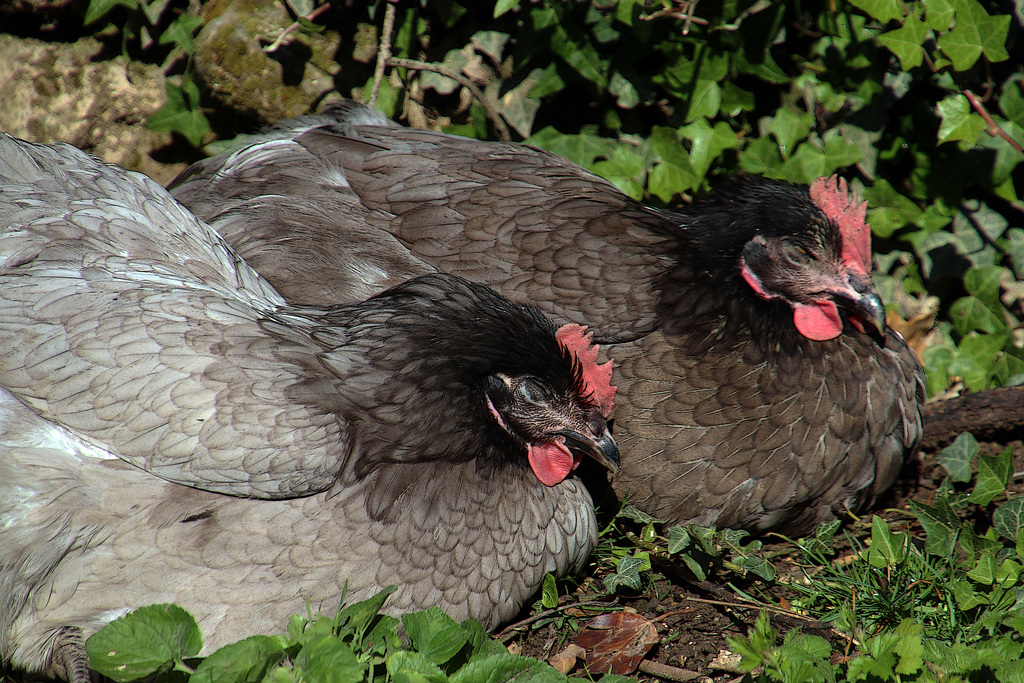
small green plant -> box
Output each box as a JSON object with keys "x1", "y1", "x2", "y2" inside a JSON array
[
  {"x1": 84, "y1": 586, "x2": 632, "y2": 682},
  {"x1": 731, "y1": 436, "x2": 1024, "y2": 682},
  {"x1": 84, "y1": 0, "x2": 210, "y2": 145}
]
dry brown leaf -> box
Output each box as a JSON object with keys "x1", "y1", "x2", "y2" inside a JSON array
[
  {"x1": 506, "y1": 641, "x2": 521, "y2": 656},
  {"x1": 547, "y1": 644, "x2": 585, "y2": 674},
  {"x1": 576, "y1": 611, "x2": 660, "y2": 675}
]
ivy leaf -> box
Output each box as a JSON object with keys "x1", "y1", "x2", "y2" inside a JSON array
[
  {"x1": 994, "y1": 496, "x2": 1024, "y2": 541},
  {"x1": 158, "y1": 14, "x2": 204, "y2": 55},
  {"x1": 84, "y1": 0, "x2": 138, "y2": 24},
  {"x1": 969, "y1": 444, "x2": 1013, "y2": 505},
  {"x1": 145, "y1": 79, "x2": 211, "y2": 147},
  {"x1": 685, "y1": 80, "x2": 722, "y2": 122},
  {"x1": 937, "y1": 0, "x2": 1010, "y2": 70},
  {"x1": 876, "y1": 16, "x2": 929, "y2": 70},
  {"x1": 950, "y1": 296, "x2": 1005, "y2": 335},
  {"x1": 936, "y1": 432, "x2": 979, "y2": 483},
  {"x1": 86, "y1": 604, "x2": 202, "y2": 682},
  {"x1": 850, "y1": 0, "x2": 902, "y2": 22},
  {"x1": 493, "y1": 0, "x2": 520, "y2": 18},
  {"x1": 936, "y1": 94, "x2": 987, "y2": 145},
  {"x1": 923, "y1": 0, "x2": 955, "y2": 30}
]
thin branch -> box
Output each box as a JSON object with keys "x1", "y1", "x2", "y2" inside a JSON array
[
  {"x1": 637, "y1": 659, "x2": 703, "y2": 681},
  {"x1": 496, "y1": 599, "x2": 619, "y2": 642},
  {"x1": 263, "y1": 2, "x2": 333, "y2": 53},
  {"x1": 369, "y1": 0, "x2": 399, "y2": 107},
  {"x1": 385, "y1": 57, "x2": 512, "y2": 141},
  {"x1": 965, "y1": 89, "x2": 1024, "y2": 153}
]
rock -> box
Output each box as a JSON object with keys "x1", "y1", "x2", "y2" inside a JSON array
[
  {"x1": 0, "y1": 33, "x2": 184, "y2": 183},
  {"x1": 194, "y1": 0, "x2": 342, "y2": 122}
]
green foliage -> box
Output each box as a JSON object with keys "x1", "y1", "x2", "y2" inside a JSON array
[
  {"x1": 336, "y1": 0, "x2": 1023, "y2": 398},
  {"x1": 84, "y1": 0, "x2": 210, "y2": 144},
  {"x1": 85, "y1": 587, "x2": 627, "y2": 683},
  {"x1": 733, "y1": 438, "x2": 1024, "y2": 682}
]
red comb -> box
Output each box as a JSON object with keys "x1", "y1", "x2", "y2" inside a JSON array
[
  {"x1": 555, "y1": 324, "x2": 616, "y2": 418},
  {"x1": 809, "y1": 175, "x2": 872, "y2": 274}
]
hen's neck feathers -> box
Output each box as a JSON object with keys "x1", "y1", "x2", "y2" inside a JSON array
[
  {"x1": 649, "y1": 178, "x2": 849, "y2": 356},
  {"x1": 277, "y1": 275, "x2": 583, "y2": 480}
]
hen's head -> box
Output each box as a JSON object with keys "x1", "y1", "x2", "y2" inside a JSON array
[
  {"x1": 686, "y1": 175, "x2": 884, "y2": 343},
  {"x1": 339, "y1": 275, "x2": 619, "y2": 486}
]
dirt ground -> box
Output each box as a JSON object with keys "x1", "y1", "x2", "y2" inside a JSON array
[{"x1": 500, "y1": 437, "x2": 1024, "y2": 681}]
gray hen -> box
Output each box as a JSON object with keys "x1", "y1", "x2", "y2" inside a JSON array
[
  {"x1": 171, "y1": 102, "x2": 925, "y2": 534},
  {"x1": 0, "y1": 134, "x2": 619, "y2": 682}
]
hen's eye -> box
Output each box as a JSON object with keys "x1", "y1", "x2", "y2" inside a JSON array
[
  {"x1": 784, "y1": 243, "x2": 811, "y2": 266},
  {"x1": 517, "y1": 378, "x2": 550, "y2": 405}
]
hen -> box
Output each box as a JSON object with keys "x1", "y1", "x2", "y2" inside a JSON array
[
  {"x1": 171, "y1": 102, "x2": 925, "y2": 534},
  {"x1": 0, "y1": 134, "x2": 619, "y2": 682}
]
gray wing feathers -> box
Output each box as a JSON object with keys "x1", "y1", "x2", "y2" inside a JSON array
[{"x1": 0, "y1": 134, "x2": 349, "y2": 498}]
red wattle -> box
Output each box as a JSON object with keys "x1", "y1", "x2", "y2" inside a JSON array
[
  {"x1": 793, "y1": 301, "x2": 843, "y2": 341},
  {"x1": 527, "y1": 439, "x2": 577, "y2": 486}
]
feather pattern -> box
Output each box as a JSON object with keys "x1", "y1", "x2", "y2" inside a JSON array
[
  {"x1": 170, "y1": 102, "x2": 925, "y2": 534},
  {"x1": 0, "y1": 134, "x2": 616, "y2": 680}
]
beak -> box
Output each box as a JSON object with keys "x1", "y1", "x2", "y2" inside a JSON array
[
  {"x1": 555, "y1": 425, "x2": 620, "y2": 474},
  {"x1": 836, "y1": 271, "x2": 886, "y2": 336}
]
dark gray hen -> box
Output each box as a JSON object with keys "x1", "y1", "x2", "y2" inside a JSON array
[
  {"x1": 0, "y1": 134, "x2": 618, "y2": 682},
  {"x1": 171, "y1": 102, "x2": 925, "y2": 535}
]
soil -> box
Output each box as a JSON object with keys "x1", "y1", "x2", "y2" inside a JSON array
[{"x1": 500, "y1": 434, "x2": 1024, "y2": 681}]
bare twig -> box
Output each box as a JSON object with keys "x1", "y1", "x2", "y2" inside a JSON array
[
  {"x1": 385, "y1": 57, "x2": 512, "y2": 141},
  {"x1": 263, "y1": 2, "x2": 333, "y2": 53},
  {"x1": 638, "y1": 659, "x2": 703, "y2": 681},
  {"x1": 965, "y1": 89, "x2": 1024, "y2": 153},
  {"x1": 369, "y1": 0, "x2": 399, "y2": 107},
  {"x1": 496, "y1": 599, "x2": 619, "y2": 642}
]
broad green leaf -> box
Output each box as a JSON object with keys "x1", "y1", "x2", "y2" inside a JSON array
[
  {"x1": 190, "y1": 635, "x2": 289, "y2": 683},
  {"x1": 449, "y1": 653, "x2": 558, "y2": 683},
  {"x1": 336, "y1": 584, "x2": 397, "y2": 645},
  {"x1": 732, "y1": 554, "x2": 777, "y2": 581},
  {"x1": 499, "y1": 70, "x2": 543, "y2": 138},
  {"x1": 867, "y1": 516, "x2": 906, "y2": 568},
  {"x1": 402, "y1": 608, "x2": 470, "y2": 666},
  {"x1": 84, "y1": 0, "x2": 137, "y2": 24},
  {"x1": 850, "y1": 0, "x2": 902, "y2": 22},
  {"x1": 541, "y1": 572, "x2": 558, "y2": 609},
  {"x1": 493, "y1": 0, "x2": 519, "y2": 17},
  {"x1": 649, "y1": 162, "x2": 698, "y2": 202},
  {"x1": 739, "y1": 136, "x2": 784, "y2": 176},
  {"x1": 145, "y1": 80, "x2": 211, "y2": 147},
  {"x1": 862, "y1": 178, "x2": 926, "y2": 238},
  {"x1": 964, "y1": 265, "x2": 1008, "y2": 308},
  {"x1": 936, "y1": 432, "x2": 978, "y2": 482},
  {"x1": 470, "y1": 30, "x2": 509, "y2": 64},
  {"x1": 767, "y1": 107, "x2": 813, "y2": 159},
  {"x1": 968, "y1": 551, "x2": 997, "y2": 584},
  {"x1": 293, "y1": 636, "x2": 365, "y2": 683},
  {"x1": 680, "y1": 119, "x2": 739, "y2": 179},
  {"x1": 526, "y1": 127, "x2": 612, "y2": 170},
  {"x1": 86, "y1": 604, "x2": 202, "y2": 682},
  {"x1": 923, "y1": 0, "x2": 955, "y2": 29},
  {"x1": 937, "y1": 0, "x2": 1010, "y2": 70},
  {"x1": 876, "y1": 17, "x2": 928, "y2": 70},
  {"x1": 1001, "y1": 82, "x2": 1024, "y2": 128},
  {"x1": 969, "y1": 444, "x2": 1013, "y2": 504},
  {"x1": 609, "y1": 71, "x2": 640, "y2": 109},
  {"x1": 667, "y1": 526, "x2": 690, "y2": 554},
  {"x1": 685, "y1": 80, "x2": 722, "y2": 122},
  {"x1": 909, "y1": 498, "x2": 960, "y2": 556},
  {"x1": 994, "y1": 497, "x2": 1024, "y2": 541},
  {"x1": 592, "y1": 146, "x2": 646, "y2": 200},
  {"x1": 386, "y1": 651, "x2": 447, "y2": 683},
  {"x1": 936, "y1": 94, "x2": 987, "y2": 145},
  {"x1": 158, "y1": 14, "x2": 203, "y2": 55},
  {"x1": 617, "y1": 504, "x2": 663, "y2": 525},
  {"x1": 892, "y1": 620, "x2": 925, "y2": 675},
  {"x1": 949, "y1": 296, "x2": 1005, "y2": 335},
  {"x1": 953, "y1": 578, "x2": 989, "y2": 610},
  {"x1": 527, "y1": 62, "x2": 565, "y2": 99}
]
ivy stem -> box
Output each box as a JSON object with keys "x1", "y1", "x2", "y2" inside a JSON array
[
  {"x1": 370, "y1": 0, "x2": 399, "y2": 107},
  {"x1": 384, "y1": 57, "x2": 512, "y2": 141},
  {"x1": 964, "y1": 90, "x2": 1024, "y2": 154}
]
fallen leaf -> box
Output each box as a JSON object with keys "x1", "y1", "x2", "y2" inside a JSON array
[
  {"x1": 576, "y1": 612, "x2": 659, "y2": 675},
  {"x1": 547, "y1": 644, "x2": 585, "y2": 674},
  {"x1": 506, "y1": 641, "x2": 521, "y2": 656}
]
